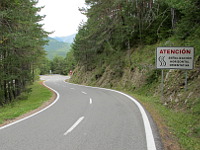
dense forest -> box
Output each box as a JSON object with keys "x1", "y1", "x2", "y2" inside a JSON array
[
  {"x1": 45, "y1": 0, "x2": 200, "y2": 77},
  {"x1": 0, "y1": 0, "x2": 48, "y2": 105},
  {"x1": 65, "y1": 0, "x2": 200, "y2": 89},
  {"x1": 71, "y1": 0, "x2": 200, "y2": 69}
]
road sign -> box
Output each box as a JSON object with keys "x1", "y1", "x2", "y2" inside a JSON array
[
  {"x1": 156, "y1": 47, "x2": 194, "y2": 69},
  {"x1": 69, "y1": 70, "x2": 73, "y2": 76}
]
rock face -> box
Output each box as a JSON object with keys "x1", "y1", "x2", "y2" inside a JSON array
[{"x1": 71, "y1": 54, "x2": 200, "y2": 112}]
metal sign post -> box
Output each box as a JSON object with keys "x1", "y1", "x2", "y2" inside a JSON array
[
  {"x1": 161, "y1": 70, "x2": 164, "y2": 101},
  {"x1": 185, "y1": 71, "x2": 188, "y2": 91}
]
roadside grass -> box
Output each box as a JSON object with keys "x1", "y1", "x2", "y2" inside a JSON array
[
  {"x1": 0, "y1": 81, "x2": 52, "y2": 125},
  {"x1": 123, "y1": 91, "x2": 200, "y2": 150}
]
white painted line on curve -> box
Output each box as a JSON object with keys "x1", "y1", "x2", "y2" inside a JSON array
[
  {"x1": 64, "y1": 116, "x2": 84, "y2": 136},
  {"x1": 64, "y1": 81, "x2": 157, "y2": 150},
  {"x1": 0, "y1": 80, "x2": 60, "y2": 130},
  {"x1": 114, "y1": 91, "x2": 157, "y2": 150}
]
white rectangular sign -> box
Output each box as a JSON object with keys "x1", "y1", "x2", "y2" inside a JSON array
[{"x1": 156, "y1": 47, "x2": 194, "y2": 69}]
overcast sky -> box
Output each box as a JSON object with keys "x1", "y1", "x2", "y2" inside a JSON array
[{"x1": 37, "y1": 0, "x2": 87, "y2": 37}]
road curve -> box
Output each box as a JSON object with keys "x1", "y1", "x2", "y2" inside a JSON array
[{"x1": 0, "y1": 75, "x2": 162, "y2": 150}]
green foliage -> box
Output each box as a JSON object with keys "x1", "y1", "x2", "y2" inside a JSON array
[
  {"x1": 94, "y1": 66, "x2": 106, "y2": 80},
  {"x1": 39, "y1": 48, "x2": 75, "y2": 76},
  {"x1": 0, "y1": 0, "x2": 48, "y2": 105},
  {"x1": 73, "y1": 0, "x2": 176, "y2": 69},
  {"x1": 164, "y1": 0, "x2": 200, "y2": 39},
  {"x1": 64, "y1": 49, "x2": 76, "y2": 74},
  {"x1": 0, "y1": 81, "x2": 52, "y2": 124},
  {"x1": 38, "y1": 58, "x2": 51, "y2": 75},
  {"x1": 50, "y1": 56, "x2": 66, "y2": 75},
  {"x1": 73, "y1": 0, "x2": 200, "y2": 70},
  {"x1": 146, "y1": 69, "x2": 161, "y2": 85}
]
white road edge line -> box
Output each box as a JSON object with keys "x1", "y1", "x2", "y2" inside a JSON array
[
  {"x1": 81, "y1": 91, "x2": 87, "y2": 95},
  {"x1": 0, "y1": 80, "x2": 60, "y2": 130},
  {"x1": 90, "y1": 98, "x2": 92, "y2": 104},
  {"x1": 64, "y1": 81, "x2": 157, "y2": 150},
  {"x1": 64, "y1": 116, "x2": 84, "y2": 136}
]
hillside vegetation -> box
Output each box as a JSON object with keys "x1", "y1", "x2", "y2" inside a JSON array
[
  {"x1": 44, "y1": 37, "x2": 71, "y2": 60},
  {"x1": 40, "y1": 36, "x2": 74, "y2": 75},
  {"x1": 65, "y1": 0, "x2": 200, "y2": 150}
]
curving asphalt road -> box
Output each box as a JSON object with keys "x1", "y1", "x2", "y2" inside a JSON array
[{"x1": 0, "y1": 75, "x2": 162, "y2": 150}]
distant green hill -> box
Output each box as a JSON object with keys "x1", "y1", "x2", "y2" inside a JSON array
[
  {"x1": 53, "y1": 34, "x2": 76, "y2": 43},
  {"x1": 44, "y1": 37, "x2": 71, "y2": 60}
]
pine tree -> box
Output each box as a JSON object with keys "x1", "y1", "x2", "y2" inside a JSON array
[{"x1": 0, "y1": 0, "x2": 48, "y2": 105}]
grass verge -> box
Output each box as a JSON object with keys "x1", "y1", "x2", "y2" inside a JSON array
[
  {"x1": 0, "y1": 81, "x2": 53, "y2": 125},
  {"x1": 123, "y1": 91, "x2": 200, "y2": 150}
]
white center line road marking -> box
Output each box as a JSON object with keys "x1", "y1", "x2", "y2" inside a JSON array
[
  {"x1": 64, "y1": 116, "x2": 85, "y2": 136},
  {"x1": 90, "y1": 98, "x2": 92, "y2": 104},
  {"x1": 64, "y1": 81, "x2": 157, "y2": 150},
  {"x1": 81, "y1": 91, "x2": 87, "y2": 95},
  {"x1": 70, "y1": 88, "x2": 75, "y2": 90}
]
